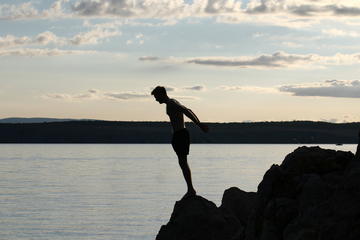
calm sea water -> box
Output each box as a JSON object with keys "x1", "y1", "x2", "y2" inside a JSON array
[{"x1": 0, "y1": 144, "x2": 356, "y2": 240}]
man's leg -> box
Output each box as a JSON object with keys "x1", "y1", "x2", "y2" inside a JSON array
[{"x1": 177, "y1": 154, "x2": 196, "y2": 196}]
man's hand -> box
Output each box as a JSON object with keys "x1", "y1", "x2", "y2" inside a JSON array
[{"x1": 199, "y1": 123, "x2": 209, "y2": 133}]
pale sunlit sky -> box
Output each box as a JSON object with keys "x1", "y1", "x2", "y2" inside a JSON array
[{"x1": 1, "y1": 0, "x2": 360, "y2": 122}]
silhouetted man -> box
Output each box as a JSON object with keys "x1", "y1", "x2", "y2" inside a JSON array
[{"x1": 151, "y1": 86, "x2": 209, "y2": 198}]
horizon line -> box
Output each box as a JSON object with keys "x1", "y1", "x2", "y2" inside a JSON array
[{"x1": 0, "y1": 117, "x2": 359, "y2": 124}]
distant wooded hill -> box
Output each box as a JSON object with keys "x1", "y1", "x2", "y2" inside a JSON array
[
  {"x1": 0, "y1": 121, "x2": 359, "y2": 143},
  {"x1": 0, "y1": 117, "x2": 97, "y2": 123}
]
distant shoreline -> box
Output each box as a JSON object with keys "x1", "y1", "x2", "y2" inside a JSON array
[{"x1": 1, "y1": 120, "x2": 359, "y2": 144}]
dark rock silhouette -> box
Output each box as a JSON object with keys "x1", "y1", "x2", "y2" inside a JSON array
[
  {"x1": 157, "y1": 137, "x2": 360, "y2": 240},
  {"x1": 156, "y1": 195, "x2": 243, "y2": 240},
  {"x1": 356, "y1": 130, "x2": 360, "y2": 160}
]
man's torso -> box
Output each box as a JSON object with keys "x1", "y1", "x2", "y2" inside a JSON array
[{"x1": 166, "y1": 98, "x2": 185, "y2": 132}]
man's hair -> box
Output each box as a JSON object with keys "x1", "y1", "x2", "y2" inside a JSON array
[{"x1": 151, "y1": 86, "x2": 167, "y2": 96}]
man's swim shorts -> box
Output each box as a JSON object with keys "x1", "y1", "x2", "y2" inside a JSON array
[{"x1": 171, "y1": 128, "x2": 190, "y2": 156}]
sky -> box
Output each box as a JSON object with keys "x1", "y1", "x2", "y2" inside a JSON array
[{"x1": 1, "y1": 0, "x2": 360, "y2": 123}]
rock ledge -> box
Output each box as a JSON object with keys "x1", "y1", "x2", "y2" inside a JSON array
[{"x1": 157, "y1": 141, "x2": 360, "y2": 240}]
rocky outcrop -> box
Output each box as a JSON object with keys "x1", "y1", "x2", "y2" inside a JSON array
[
  {"x1": 157, "y1": 135, "x2": 360, "y2": 240},
  {"x1": 156, "y1": 195, "x2": 244, "y2": 240},
  {"x1": 356, "y1": 130, "x2": 360, "y2": 161},
  {"x1": 247, "y1": 147, "x2": 356, "y2": 240}
]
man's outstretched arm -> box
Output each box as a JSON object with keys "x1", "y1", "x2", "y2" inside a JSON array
[{"x1": 182, "y1": 107, "x2": 209, "y2": 132}]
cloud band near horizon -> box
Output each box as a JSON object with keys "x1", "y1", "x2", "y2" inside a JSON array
[
  {"x1": 3, "y1": 0, "x2": 360, "y2": 26},
  {"x1": 221, "y1": 80, "x2": 360, "y2": 99},
  {"x1": 139, "y1": 52, "x2": 360, "y2": 69}
]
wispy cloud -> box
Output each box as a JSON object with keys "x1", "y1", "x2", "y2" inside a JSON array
[
  {"x1": 44, "y1": 89, "x2": 150, "y2": 102},
  {"x1": 155, "y1": 85, "x2": 206, "y2": 92},
  {"x1": 0, "y1": 48, "x2": 95, "y2": 57},
  {"x1": 0, "y1": 32, "x2": 62, "y2": 49},
  {"x1": 220, "y1": 80, "x2": 360, "y2": 99},
  {"x1": 0, "y1": 20, "x2": 121, "y2": 57},
  {"x1": 279, "y1": 79, "x2": 360, "y2": 98},
  {"x1": 69, "y1": 0, "x2": 360, "y2": 19},
  {"x1": 0, "y1": 0, "x2": 68, "y2": 20},
  {"x1": 104, "y1": 92, "x2": 149, "y2": 100},
  {"x1": 139, "y1": 56, "x2": 162, "y2": 61},
  {"x1": 70, "y1": 0, "x2": 242, "y2": 18},
  {"x1": 183, "y1": 85, "x2": 206, "y2": 91},
  {"x1": 0, "y1": 2, "x2": 40, "y2": 20},
  {"x1": 220, "y1": 85, "x2": 279, "y2": 94},
  {"x1": 140, "y1": 52, "x2": 360, "y2": 69},
  {"x1": 0, "y1": 23, "x2": 120, "y2": 50},
  {"x1": 44, "y1": 88, "x2": 200, "y2": 102},
  {"x1": 69, "y1": 27, "x2": 120, "y2": 45},
  {"x1": 322, "y1": 28, "x2": 360, "y2": 38},
  {"x1": 186, "y1": 52, "x2": 314, "y2": 68}
]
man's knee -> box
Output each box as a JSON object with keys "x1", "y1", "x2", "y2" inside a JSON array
[{"x1": 177, "y1": 155, "x2": 187, "y2": 165}]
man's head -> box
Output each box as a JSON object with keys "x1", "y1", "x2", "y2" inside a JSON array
[{"x1": 151, "y1": 86, "x2": 168, "y2": 104}]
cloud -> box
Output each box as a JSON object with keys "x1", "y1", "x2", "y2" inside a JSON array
[
  {"x1": 0, "y1": 48, "x2": 95, "y2": 57},
  {"x1": 218, "y1": 79, "x2": 360, "y2": 99},
  {"x1": 0, "y1": 35, "x2": 31, "y2": 49},
  {"x1": 184, "y1": 85, "x2": 206, "y2": 91},
  {"x1": 43, "y1": 0, "x2": 69, "y2": 18},
  {"x1": 186, "y1": 52, "x2": 315, "y2": 68},
  {"x1": 164, "y1": 86, "x2": 177, "y2": 92},
  {"x1": 0, "y1": 32, "x2": 60, "y2": 49},
  {"x1": 125, "y1": 32, "x2": 145, "y2": 45},
  {"x1": 244, "y1": 0, "x2": 360, "y2": 17},
  {"x1": 322, "y1": 28, "x2": 360, "y2": 38},
  {"x1": 0, "y1": 21, "x2": 121, "y2": 57},
  {"x1": 44, "y1": 89, "x2": 150, "y2": 102},
  {"x1": 45, "y1": 88, "x2": 201, "y2": 102},
  {"x1": 69, "y1": 27, "x2": 120, "y2": 45},
  {"x1": 139, "y1": 56, "x2": 162, "y2": 61},
  {"x1": 43, "y1": 91, "x2": 96, "y2": 102},
  {"x1": 0, "y1": 0, "x2": 68, "y2": 20},
  {"x1": 279, "y1": 79, "x2": 360, "y2": 98},
  {"x1": 216, "y1": 1, "x2": 360, "y2": 28},
  {"x1": 104, "y1": 92, "x2": 149, "y2": 100},
  {"x1": 149, "y1": 85, "x2": 206, "y2": 93},
  {"x1": 68, "y1": 0, "x2": 360, "y2": 30},
  {"x1": 35, "y1": 31, "x2": 61, "y2": 45},
  {"x1": 329, "y1": 5, "x2": 360, "y2": 16},
  {"x1": 158, "y1": 85, "x2": 206, "y2": 92},
  {"x1": 174, "y1": 95, "x2": 200, "y2": 100},
  {"x1": 69, "y1": 0, "x2": 360, "y2": 20},
  {"x1": 220, "y1": 85, "x2": 278, "y2": 94},
  {"x1": 0, "y1": 23, "x2": 120, "y2": 50},
  {"x1": 3, "y1": 0, "x2": 360, "y2": 30},
  {"x1": 0, "y1": 2, "x2": 39, "y2": 20},
  {"x1": 140, "y1": 52, "x2": 360, "y2": 69},
  {"x1": 71, "y1": 0, "x2": 135, "y2": 17},
  {"x1": 70, "y1": 0, "x2": 242, "y2": 19},
  {"x1": 281, "y1": 41, "x2": 303, "y2": 48}
]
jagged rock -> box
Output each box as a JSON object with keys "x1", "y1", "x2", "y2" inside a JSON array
[
  {"x1": 156, "y1": 195, "x2": 243, "y2": 240},
  {"x1": 220, "y1": 187, "x2": 256, "y2": 226},
  {"x1": 281, "y1": 146, "x2": 353, "y2": 175},
  {"x1": 247, "y1": 146, "x2": 358, "y2": 240},
  {"x1": 356, "y1": 130, "x2": 360, "y2": 161},
  {"x1": 246, "y1": 164, "x2": 299, "y2": 240},
  {"x1": 297, "y1": 174, "x2": 334, "y2": 212},
  {"x1": 158, "y1": 137, "x2": 360, "y2": 240}
]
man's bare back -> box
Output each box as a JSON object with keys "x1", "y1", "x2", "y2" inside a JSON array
[{"x1": 166, "y1": 98, "x2": 185, "y2": 132}]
